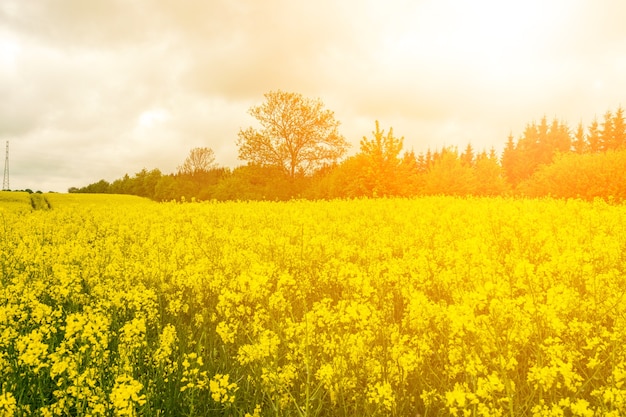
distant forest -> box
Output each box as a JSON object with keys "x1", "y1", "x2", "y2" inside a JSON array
[{"x1": 71, "y1": 105, "x2": 626, "y2": 203}]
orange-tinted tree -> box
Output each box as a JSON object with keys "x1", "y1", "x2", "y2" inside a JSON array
[
  {"x1": 460, "y1": 143, "x2": 475, "y2": 167},
  {"x1": 353, "y1": 121, "x2": 405, "y2": 197},
  {"x1": 399, "y1": 150, "x2": 423, "y2": 196},
  {"x1": 473, "y1": 150, "x2": 509, "y2": 196},
  {"x1": 519, "y1": 149, "x2": 626, "y2": 202},
  {"x1": 587, "y1": 118, "x2": 601, "y2": 153},
  {"x1": 237, "y1": 91, "x2": 349, "y2": 179},
  {"x1": 501, "y1": 133, "x2": 521, "y2": 187},
  {"x1": 608, "y1": 106, "x2": 626, "y2": 150},
  {"x1": 421, "y1": 147, "x2": 475, "y2": 196},
  {"x1": 600, "y1": 110, "x2": 614, "y2": 152},
  {"x1": 501, "y1": 116, "x2": 572, "y2": 190},
  {"x1": 572, "y1": 122, "x2": 587, "y2": 154}
]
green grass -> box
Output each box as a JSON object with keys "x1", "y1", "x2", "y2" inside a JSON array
[
  {"x1": 0, "y1": 191, "x2": 31, "y2": 204},
  {"x1": 0, "y1": 192, "x2": 155, "y2": 212},
  {"x1": 44, "y1": 193, "x2": 155, "y2": 209},
  {"x1": 29, "y1": 193, "x2": 51, "y2": 210},
  {"x1": 0, "y1": 191, "x2": 33, "y2": 212},
  {"x1": 0, "y1": 191, "x2": 53, "y2": 211}
]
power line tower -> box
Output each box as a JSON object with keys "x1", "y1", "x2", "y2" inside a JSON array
[{"x1": 2, "y1": 141, "x2": 9, "y2": 191}]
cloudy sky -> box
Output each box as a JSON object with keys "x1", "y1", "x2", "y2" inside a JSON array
[{"x1": 1, "y1": 0, "x2": 625, "y2": 192}]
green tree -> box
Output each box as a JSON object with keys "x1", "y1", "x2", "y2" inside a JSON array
[
  {"x1": 237, "y1": 90, "x2": 349, "y2": 178},
  {"x1": 131, "y1": 168, "x2": 162, "y2": 198},
  {"x1": 75, "y1": 179, "x2": 110, "y2": 194},
  {"x1": 175, "y1": 147, "x2": 227, "y2": 200},
  {"x1": 154, "y1": 174, "x2": 178, "y2": 201},
  {"x1": 212, "y1": 165, "x2": 294, "y2": 201}
]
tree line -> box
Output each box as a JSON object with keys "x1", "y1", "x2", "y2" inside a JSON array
[{"x1": 70, "y1": 91, "x2": 626, "y2": 202}]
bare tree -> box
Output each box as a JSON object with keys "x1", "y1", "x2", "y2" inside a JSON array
[{"x1": 178, "y1": 147, "x2": 217, "y2": 176}]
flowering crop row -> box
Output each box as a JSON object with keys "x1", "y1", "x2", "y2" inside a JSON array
[{"x1": 1, "y1": 194, "x2": 626, "y2": 416}]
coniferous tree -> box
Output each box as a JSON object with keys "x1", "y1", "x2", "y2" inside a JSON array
[
  {"x1": 460, "y1": 143, "x2": 475, "y2": 167},
  {"x1": 536, "y1": 116, "x2": 551, "y2": 165},
  {"x1": 588, "y1": 118, "x2": 601, "y2": 153},
  {"x1": 501, "y1": 133, "x2": 519, "y2": 187},
  {"x1": 416, "y1": 152, "x2": 428, "y2": 174},
  {"x1": 518, "y1": 122, "x2": 541, "y2": 180},
  {"x1": 474, "y1": 150, "x2": 509, "y2": 196},
  {"x1": 548, "y1": 118, "x2": 572, "y2": 154},
  {"x1": 425, "y1": 149, "x2": 434, "y2": 171},
  {"x1": 612, "y1": 106, "x2": 626, "y2": 150},
  {"x1": 422, "y1": 147, "x2": 474, "y2": 195},
  {"x1": 600, "y1": 110, "x2": 614, "y2": 151},
  {"x1": 354, "y1": 121, "x2": 405, "y2": 197},
  {"x1": 573, "y1": 122, "x2": 587, "y2": 154},
  {"x1": 398, "y1": 150, "x2": 421, "y2": 196}
]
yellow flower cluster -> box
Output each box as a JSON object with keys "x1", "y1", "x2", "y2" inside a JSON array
[
  {"x1": 209, "y1": 373, "x2": 238, "y2": 404},
  {"x1": 16, "y1": 329, "x2": 49, "y2": 373},
  {"x1": 118, "y1": 317, "x2": 147, "y2": 373},
  {"x1": 180, "y1": 352, "x2": 208, "y2": 392},
  {"x1": 0, "y1": 390, "x2": 17, "y2": 417},
  {"x1": 153, "y1": 323, "x2": 177, "y2": 368},
  {"x1": 110, "y1": 375, "x2": 146, "y2": 416},
  {"x1": 1, "y1": 193, "x2": 626, "y2": 416},
  {"x1": 367, "y1": 381, "x2": 395, "y2": 412},
  {"x1": 244, "y1": 404, "x2": 262, "y2": 417}
]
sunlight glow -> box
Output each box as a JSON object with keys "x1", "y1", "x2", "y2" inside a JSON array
[
  {"x1": 379, "y1": 0, "x2": 569, "y2": 80},
  {"x1": 137, "y1": 108, "x2": 170, "y2": 128},
  {"x1": 0, "y1": 35, "x2": 20, "y2": 75}
]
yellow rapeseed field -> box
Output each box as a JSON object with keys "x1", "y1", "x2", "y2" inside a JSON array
[{"x1": 1, "y1": 192, "x2": 626, "y2": 416}]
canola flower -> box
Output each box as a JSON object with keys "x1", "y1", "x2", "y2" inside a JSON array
[
  {"x1": 0, "y1": 193, "x2": 626, "y2": 416},
  {"x1": 209, "y1": 373, "x2": 238, "y2": 404},
  {"x1": 110, "y1": 375, "x2": 146, "y2": 417},
  {"x1": 180, "y1": 352, "x2": 208, "y2": 392},
  {"x1": 0, "y1": 390, "x2": 17, "y2": 417},
  {"x1": 244, "y1": 404, "x2": 262, "y2": 417},
  {"x1": 153, "y1": 323, "x2": 178, "y2": 368}
]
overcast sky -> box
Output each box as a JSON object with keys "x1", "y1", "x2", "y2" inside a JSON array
[{"x1": 1, "y1": 0, "x2": 625, "y2": 192}]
